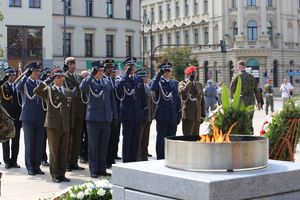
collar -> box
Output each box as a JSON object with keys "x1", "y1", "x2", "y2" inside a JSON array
[
  {"x1": 54, "y1": 85, "x2": 64, "y2": 92},
  {"x1": 67, "y1": 71, "x2": 75, "y2": 77},
  {"x1": 28, "y1": 77, "x2": 36, "y2": 83},
  {"x1": 162, "y1": 77, "x2": 170, "y2": 83}
]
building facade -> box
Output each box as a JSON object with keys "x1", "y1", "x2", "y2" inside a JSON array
[
  {"x1": 0, "y1": 0, "x2": 53, "y2": 69},
  {"x1": 141, "y1": 0, "x2": 300, "y2": 90},
  {"x1": 53, "y1": 0, "x2": 142, "y2": 70}
]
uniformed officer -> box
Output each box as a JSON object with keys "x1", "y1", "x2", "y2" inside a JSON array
[
  {"x1": 264, "y1": 78, "x2": 274, "y2": 115},
  {"x1": 136, "y1": 68, "x2": 154, "y2": 161},
  {"x1": 16, "y1": 61, "x2": 45, "y2": 175},
  {"x1": 64, "y1": 57, "x2": 85, "y2": 171},
  {"x1": 80, "y1": 60, "x2": 117, "y2": 177},
  {"x1": 34, "y1": 67, "x2": 72, "y2": 183},
  {"x1": 0, "y1": 67, "x2": 22, "y2": 169},
  {"x1": 204, "y1": 80, "x2": 217, "y2": 117},
  {"x1": 151, "y1": 62, "x2": 181, "y2": 160},
  {"x1": 115, "y1": 57, "x2": 147, "y2": 163},
  {"x1": 230, "y1": 60, "x2": 260, "y2": 133},
  {"x1": 179, "y1": 66, "x2": 205, "y2": 135},
  {"x1": 103, "y1": 59, "x2": 122, "y2": 167}
]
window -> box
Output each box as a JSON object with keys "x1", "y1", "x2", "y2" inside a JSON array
[
  {"x1": 267, "y1": 21, "x2": 273, "y2": 41},
  {"x1": 233, "y1": 22, "x2": 238, "y2": 40},
  {"x1": 204, "y1": 0, "x2": 208, "y2": 13},
  {"x1": 106, "y1": 35, "x2": 114, "y2": 57},
  {"x1": 194, "y1": 0, "x2": 199, "y2": 15},
  {"x1": 7, "y1": 26, "x2": 43, "y2": 58},
  {"x1": 184, "y1": 30, "x2": 189, "y2": 44},
  {"x1": 143, "y1": 9, "x2": 147, "y2": 24},
  {"x1": 176, "y1": 31, "x2": 180, "y2": 45},
  {"x1": 267, "y1": 0, "x2": 272, "y2": 7},
  {"x1": 247, "y1": 0, "x2": 256, "y2": 6},
  {"x1": 167, "y1": 33, "x2": 172, "y2": 44},
  {"x1": 107, "y1": 0, "x2": 113, "y2": 18},
  {"x1": 9, "y1": 0, "x2": 21, "y2": 7},
  {"x1": 175, "y1": 2, "x2": 180, "y2": 18},
  {"x1": 29, "y1": 0, "x2": 40, "y2": 8},
  {"x1": 184, "y1": 0, "x2": 189, "y2": 17},
  {"x1": 247, "y1": 21, "x2": 257, "y2": 40},
  {"x1": 232, "y1": 0, "x2": 236, "y2": 8},
  {"x1": 167, "y1": 4, "x2": 171, "y2": 20},
  {"x1": 151, "y1": 7, "x2": 154, "y2": 22},
  {"x1": 204, "y1": 27, "x2": 209, "y2": 44},
  {"x1": 194, "y1": 29, "x2": 199, "y2": 45},
  {"x1": 65, "y1": 33, "x2": 71, "y2": 57},
  {"x1": 150, "y1": 35, "x2": 155, "y2": 51},
  {"x1": 159, "y1": 34, "x2": 163, "y2": 46},
  {"x1": 86, "y1": 0, "x2": 93, "y2": 17},
  {"x1": 126, "y1": 0, "x2": 131, "y2": 19},
  {"x1": 159, "y1": 5, "x2": 163, "y2": 21},
  {"x1": 66, "y1": 0, "x2": 71, "y2": 15},
  {"x1": 143, "y1": 36, "x2": 148, "y2": 51},
  {"x1": 126, "y1": 36, "x2": 132, "y2": 57},
  {"x1": 85, "y1": 34, "x2": 93, "y2": 57}
]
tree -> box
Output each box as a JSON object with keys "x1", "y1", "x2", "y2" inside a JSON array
[
  {"x1": 0, "y1": 11, "x2": 4, "y2": 58},
  {"x1": 159, "y1": 47, "x2": 196, "y2": 81}
]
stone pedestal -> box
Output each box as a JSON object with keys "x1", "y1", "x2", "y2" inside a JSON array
[{"x1": 112, "y1": 160, "x2": 300, "y2": 200}]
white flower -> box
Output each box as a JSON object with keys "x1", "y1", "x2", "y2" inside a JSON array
[
  {"x1": 97, "y1": 188, "x2": 106, "y2": 196},
  {"x1": 70, "y1": 192, "x2": 76, "y2": 198},
  {"x1": 77, "y1": 191, "x2": 85, "y2": 199},
  {"x1": 95, "y1": 179, "x2": 111, "y2": 188},
  {"x1": 84, "y1": 188, "x2": 92, "y2": 196},
  {"x1": 73, "y1": 185, "x2": 79, "y2": 190},
  {"x1": 84, "y1": 182, "x2": 94, "y2": 189}
]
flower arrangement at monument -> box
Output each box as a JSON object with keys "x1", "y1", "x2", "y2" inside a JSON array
[
  {"x1": 198, "y1": 77, "x2": 254, "y2": 142},
  {"x1": 56, "y1": 179, "x2": 112, "y2": 200}
]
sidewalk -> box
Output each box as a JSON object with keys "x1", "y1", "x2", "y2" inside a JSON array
[{"x1": 0, "y1": 97, "x2": 299, "y2": 199}]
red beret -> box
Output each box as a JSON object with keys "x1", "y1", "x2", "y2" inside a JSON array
[
  {"x1": 185, "y1": 66, "x2": 197, "y2": 76},
  {"x1": 51, "y1": 67, "x2": 64, "y2": 76}
]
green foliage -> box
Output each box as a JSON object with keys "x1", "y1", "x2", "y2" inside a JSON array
[
  {"x1": 214, "y1": 79, "x2": 254, "y2": 135},
  {"x1": 265, "y1": 99, "x2": 300, "y2": 161},
  {"x1": 0, "y1": 11, "x2": 4, "y2": 58},
  {"x1": 164, "y1": 47, "x2": 195, "y2": 81}
]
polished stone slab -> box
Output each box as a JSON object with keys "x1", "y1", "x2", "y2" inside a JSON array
[{"x1": 112, "y1": 160, "x2": 300, "y2": 200}]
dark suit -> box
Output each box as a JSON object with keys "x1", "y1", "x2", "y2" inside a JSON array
[
  {"x1": 115, "y1": 74, "x2": 147, "y2": 162},
  {"x1": 16, "y1": 76, "x2": 45, "y2": 172},
  {"x1": 34, "y1": 83, "x2": 72, "y2": 178},
  {"x1": 64, "y1": 72, "x2": 85, "y2": 167},
  {"x1": 80, "y1": 76, "x2": 117, "y2": 175},
  {"x1": 151, "y1": 76, "x2": 181, "y2": 159},
  {"x1": 105, "y1": 75, "x2": 121, "y2": 166},
  {"x1": 0, "y1": 80, "x2": 22, "y2": 166}
]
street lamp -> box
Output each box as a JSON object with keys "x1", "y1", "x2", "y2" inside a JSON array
[
  {"x1": 59, "y1": 0, "x2": 68, "y2": 61},
  {"x1": 146, "y1": 15, "x2": 153, "y2": 78},
  {"x1": 141, "y1": 13, "x2": 147, "y2": 67}
]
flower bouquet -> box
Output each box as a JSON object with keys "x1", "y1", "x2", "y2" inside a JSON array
[{"x1": 56, "y1": 179, "x2": 112, "y2": 200}]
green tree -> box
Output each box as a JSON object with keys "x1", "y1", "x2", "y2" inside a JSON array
[
  {"x1": 163, "y1": 47, "x2": 196, "y2": 81},
  {"x1": 0, "y1": 11, "x2": 4, "y2": 58}
]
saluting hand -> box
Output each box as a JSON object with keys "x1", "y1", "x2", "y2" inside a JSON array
[
  {"x1": 2, "y1": 73, "x2": 10, "y2": 82},
  {"x1": 25, "y1": 69, "x2": 33, "y2": 77},
  {"x1": 125, "y1": 66, "x2": 132, "y2": 75},
  {"x1": 157, "y1": 68, "x2": 165, "y2": 77},
  {"x1": 189, "y1": 73, "x2": 195, "y2": 82},
  {"x1": 45, "y1": 75, "x2": 56, "y2": 85},
  {"x1": 91, "y1": 67, "x2": 98, "y2": 77}
]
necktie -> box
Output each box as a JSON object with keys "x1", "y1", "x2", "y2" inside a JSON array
[{"x1": 59, "y1": 87, "x2": 63, "y2": 94}]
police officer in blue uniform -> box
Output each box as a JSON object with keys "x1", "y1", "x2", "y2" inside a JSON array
[
  {"x1": 80, "y1": 60, "x2": 117, "y2": 177},
  {"x1": 16, "y1": 62, "x2": 46, "y2": 175},
  {"x1": 103, "y1": 59, "x2": 122, "y2": 167},
  {"x1": 151, "y1": 62, "x2": 181, "y2": 160},
  {"x1": 115, "y1": 57, "x2": 147, "y2": 163},
  {"x1": 0, "y1": 68, "x2": 22, "y2": 169}
]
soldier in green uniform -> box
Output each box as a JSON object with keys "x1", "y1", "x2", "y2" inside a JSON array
[
  {"x1": 34, "y1": 67, "x2": 72, "y2": 183},
  {"x1": 63, "y1": 57, "x2": 85, "y2": 171},
  {"x1": 179, "y1": 66, "x2": 205, "y2": 135},
  {"x1": 263, "y1": 78, "x2": 274, "y2": 115},
  {"x1": 230, "y1": 60, "x2": 261, "y2": 133}
]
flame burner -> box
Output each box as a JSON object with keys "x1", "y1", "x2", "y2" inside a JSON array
[{"x1": 165, "y1": 135, "x2": 269, "y2": 172}]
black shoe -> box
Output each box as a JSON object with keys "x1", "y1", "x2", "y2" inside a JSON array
[
  {"x1": 91, "y1": 174, "x2": 98, "y2": 178},
  {"x1": 106, "y1": 164, "x2": 112, "y2": 169},
  {"x1": 11, "y1": 163, "x2": 21, "y2": 168},
  {"x1": 52, "y1": 177, "x2": 61, "y2": 183},
  {"x1": 36, "y1": 168, "x2": 45, "y2": 175},
  {"x1": 5, "y1": 164, "x2": 11, "y2": 169},
  {"x1": 114, "y1": 156, "x2": 122, "y2": 160},
  {"x1": 28, "y1": 170, "x2": 36, "y2": 175},
  {"x1": 41, "y1": 161, "x2": 49, "y2": 166},
  {"x1": 147, "y1": 153, "x2": 152, "y2": 157},
  {"x1": 60, "y1": 176, "x2": 70, "y2": 182},
  {"x1": 80, "y1": 157, "x2": 88, "y2": 163},
  {"x1": 99, "y1": 172, "x2": 111, "y2": 177},
  {"x1": 72, "y1": 164, "x2": 84, "y2": 170},
  {"x1": 66, "y1": 165, "x2": 72, "y2": 172}
]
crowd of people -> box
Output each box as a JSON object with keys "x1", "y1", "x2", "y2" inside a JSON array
[{"x1": 0, "y1": 57, "x2": 294, "y2": 183}]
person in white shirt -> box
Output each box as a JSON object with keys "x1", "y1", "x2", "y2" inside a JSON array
[{"x1": 279, "y1": 78, "x2": 294, "y2": 105}]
